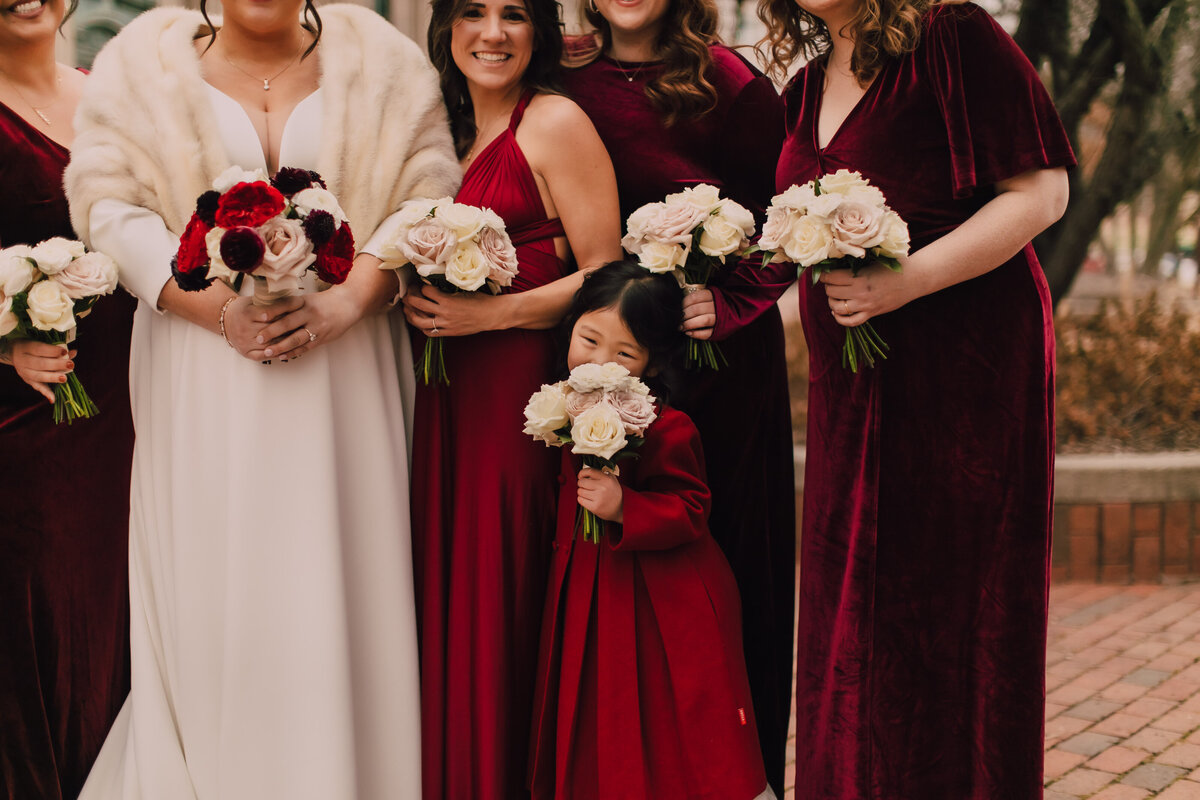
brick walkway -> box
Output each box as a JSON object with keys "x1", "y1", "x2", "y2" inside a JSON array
[{"x1": 782, "y1": 582, "x2": 1200, "y2": 799}]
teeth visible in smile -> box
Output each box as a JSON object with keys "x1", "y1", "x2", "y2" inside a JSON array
[
  {"x1": 474, "y1": 53, "x2": 510, "y2": 62},
  {"x1": 10, "y1": 0, "x2": 42, "y2": 13}
]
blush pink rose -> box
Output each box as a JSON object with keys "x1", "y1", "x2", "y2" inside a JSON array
[
  {"x1": 257, "y1": 217, "x2": 314, "y2": 292},
  {"x1": 829, "y1": 199, "x2": 887, "y2": 259},
  {"x1": 404, "y1": 218, "x2": 458, "y2": 273},
  {"x1": 477, "y1": 225, "x2": 518, "y2": 287},
  {"x1": 564, "y1": 388, "x2": 604, "y2": 418},
  {"x1": 606, "y1": 389, "x2": 657, "y2": 436}
]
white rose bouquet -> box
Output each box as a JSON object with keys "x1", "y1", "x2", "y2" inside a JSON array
[
  {"x1": 171, "y1": 166, "x2": 355, "y2": 306},
  {"x1": 375, "y1": 197, "x2": 519, "y2": 385},
  {"x1": 522, "y1": 362, "x2": 658, "y2": 542},
  {"x1": 620, "y1": 184, "x2": 756, "y2": 371},
  {"x1": 0, "y1": 239, "x2": 119, "y2": 423},
  {"x1": 752, "y1": 169, "x2": 910, "y2": 372}
]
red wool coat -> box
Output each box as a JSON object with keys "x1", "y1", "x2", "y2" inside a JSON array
[{"x1": 528, "y1": 406, "x2": 767, "y2": 800}]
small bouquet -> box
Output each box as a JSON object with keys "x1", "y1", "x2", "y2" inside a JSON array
[
  {"x1": 0, "y1": 238, "x2": 119, "y2": 423},
  {"x1": 171, "y1": 166, "x2": 355, "y2": 305},
  {"x1": 375, "y1": 197, "x2": 519, "y2": 385},
  {"x1": 753, "y1": 169, "x2": 910, "y2": 372},
  {"x1": 621, "y1": 184, "x2": 755, "y2": 370},
  {"x1": 522, "y1": 362, "x2": 658, "y2": 543}
]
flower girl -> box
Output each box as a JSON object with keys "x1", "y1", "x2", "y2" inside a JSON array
[{"x1": 526, "y1": 260, "x2": 773, "y2": 799}]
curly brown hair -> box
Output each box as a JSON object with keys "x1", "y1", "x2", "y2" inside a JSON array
[
  {"x1": 757, "y1": 0, "x2": 931, "y2": 84},
  {"x1": 570, "y1": 0, "x2": 721, "y2": 126}
]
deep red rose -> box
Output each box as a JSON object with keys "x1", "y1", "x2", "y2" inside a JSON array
[
  {"x1": 220, "y1": 226, "x2": 267, "y2": 273},
  {"x1": 172, "y1": 214, "x2": 215, "y2": 291},
  {"x1": 315, "y1": 222, "x2": 354, "y2": 285},
  {"x1": 215, "y1": 182, "x2": 286, "y2": 229}
]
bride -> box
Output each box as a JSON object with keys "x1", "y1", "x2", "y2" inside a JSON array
[{"x1": 65, "y1": 1, "x2": 459, "y2": 797}]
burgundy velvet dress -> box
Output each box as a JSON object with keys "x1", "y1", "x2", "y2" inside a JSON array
[
  {"x1": 564, "y1": 46, "x2": 795, "y2": 795},
  {"x1": 529, "y1": 406, "x2": 766, "y2": 800},
  {"x1": 0, "y1": 103, "x2": 134, "y2": 800},
  {"x1": 713, "y1": 6, "x2": 1075, "y2": 797},
  {"x1": 412, "y1": 91, "x2": 567, "y2": 800}
]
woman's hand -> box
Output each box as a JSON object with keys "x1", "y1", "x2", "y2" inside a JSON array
[
  {"x1": 577, "y1": 466, "x2": 624, "y2": 523},
  {"x1": 681, "y1": 288, "x2": 716, "y2": 341},
  {"x1": 402, "y1": 282, "x2": 506, "y2": 338},
  {"x1": 819, "y1": 257, "x2": 923, "y2": 328},
  {"x1": 220, "y1": 295, "x2": 304, "y2": 360},
  {"x1": 247, "y1": 287, "x2": 367, "y2": 362},
  {"x1": 5, "y1": 341, "x2": 76, "y2": 403}
]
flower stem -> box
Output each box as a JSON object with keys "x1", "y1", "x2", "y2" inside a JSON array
[
  {"x1": 53, "y1": 372, "x2": 99, "y2": 425},
  {"x1": 417, "y1": 337, "x2": 449, "y2": 385}
]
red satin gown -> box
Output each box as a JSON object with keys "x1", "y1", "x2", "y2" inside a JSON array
[
  {"x1": 0, "y1": 102, "x2": 134, "y2": 800},
  {"x1": 411, "y1": 90, "x2": 567, "y2": 800},
  {"x1": 712, "y1": 7, "x2": 1076, "y2": 797},
  {"x1": 563, "y1": 46, "x2": 795, "y2": 795}
]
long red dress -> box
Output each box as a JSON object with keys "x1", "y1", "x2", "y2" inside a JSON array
[
  {"x1": 412, "y1": 91, "x2": 567, "y2": 800},
  {"x1": 564, "y1": 46, "x2": 795, "y2": 795},
  {"x1": 713, "y1": 6, "x2": 1075, "y2": 797},
  {"x1": 529, "y1": 405, "x2": 766, "y2": 800},
  {"x1": 0, "y1": 103, "x2": 134, "y2": 800}
]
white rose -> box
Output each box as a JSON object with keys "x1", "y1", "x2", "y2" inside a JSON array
[
  {"x1": 292, "y1": 187, "x2": 348, "y2": 227},
  {"x1": 876, "y1": 210, "x2": 911, "y2": 259},
  {"x1": 481, "y1": 207, "x2": 507, "y2": 232},
  {"x1": 564, "y1": 387, "x2": 604, "y2": 418},
  {"x1": 698, "y1": 213, "x2": 750, "y2": 258},
  {"x1": 773, "y1": 182, "x2": 819, "y2": 213},
  {"x1": 758, "y1": 207, "x2": 797, "y2": 263},
  {"x1": 625, "y1": 376, "x2": 653, "y2": 397},
  {"x1": 403, "y1": 218, "x2": 459, "y2": 274},
  {"x1": 0, "y1": 246, "x2": 37, "y2": 295},
  {"x1": 436, "y1": 203, "x2": 487, "y2": 241},
  {"x1": 637, "y1": 241, "x2": 688, "y2": 274},
  {"x1": 204, "y1": 227, "x2": 238, "y2": 284},
  {"x1": 0, "y1": 295, "x2": 18, "y2": 336},
  {"x1": 25, "y1": 279, "x2": 75, "y2": 333},
  {"x1": 29, "y1": 237, "x2": 86, "y2": 275},
  {"x1": 570, "y1": 402, "x2": 628, "y2": 461},
  {"x1": 643, "y1": 202, "x2": 706, "y2": 248},
  {"x1": 842, "y1": 183, "x2": 887, "y2": 208},
  {"x1": 818, "y1": 169, "x2": 871, "y2": 195},
  {"x1": 258, "y1": 217, "x2": 315, "y2": 289},
  {"x1": 54, "y1": 251, "x2": 119, "y2": 299},
  {"x1": 568, "y1": 362, "x2": 631, "y2": 393},
  {"x1": 828, "y1": 199, "x2": 887, "y2": 259},
  {"x1": 522, "y1": 382, "x2": 570, "y2": 445},
  {"x1": 621, "y1": 204, "x2": 657, "y2": 253},
  {"x1": 805, "y1": 192, "x2": 844, "y2": 222},
  {"x1": 669, "y1": 183, "x2": 723, "y2": 215},
  {"x1": 213, "y1": 165, "x2": 269, "y2": 194},
  {"x1": 444, "y1": 241, "x2": 490, "y2": 291},
  {"x1": 606, "y1": 389, "x2": 658, "y2": 437},
  {"x1": 782, "y1": 214, "x2": 835, "y2": 267}
]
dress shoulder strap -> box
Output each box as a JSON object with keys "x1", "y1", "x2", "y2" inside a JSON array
[{"x1": 508, "y1": 89, "x2": 537, "y2": 132}]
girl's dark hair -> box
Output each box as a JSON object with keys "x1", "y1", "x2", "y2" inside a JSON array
[
  {"x1": 199, "y1": 0, "x2": 323, "y2": 59},
  {"x1": 561, "y1": 260, "x2": 687, "y2": 398},
  {"x1": 428, "y1": 0, "x2": 566, "y2": 159},
  {"x1": 60, "y1": 0, "x2": 79, "y2": 30}
]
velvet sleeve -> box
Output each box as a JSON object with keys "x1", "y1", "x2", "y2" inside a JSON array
[
  {"x1": 922, "y1": 4, "x2": 1076, "y2": 199},
  {"x1": 608, "y1": 409, "x2": 712, "y2": 552}
]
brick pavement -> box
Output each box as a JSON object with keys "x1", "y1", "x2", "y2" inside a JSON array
[{"x1": 782, "y1": 583, "x2": 1200, "y2": 799}]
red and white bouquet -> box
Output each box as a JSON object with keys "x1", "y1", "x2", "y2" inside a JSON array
[
  {"x1": 0, "y1": 238, "x2": 119, "y2": 423},
  {"x1": 522, "y1": 362, "x2": 657, "y2": 542},
  {"x1": 375, "y1": 197, "x2": 519, "y2": 385},
  {"x1": 621, "y1": 184, "x2": 755, "y2": 370},
  {"x1": 754, "y1": 169, "x2": 910, "y2": 372},
  {"x1": 171, "y1": 165, "x2": 355, "y2": 305}
]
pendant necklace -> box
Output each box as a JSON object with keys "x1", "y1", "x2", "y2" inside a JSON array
[
  {"x1": 0, "y1": 68, "x2": 61, "y2": 126},
  {"x1": 611, "y1": 59, "x2": 646, "y2": 83},
  {"x1": 222, "y1": 41, "x2": 305, "y2": 91}
]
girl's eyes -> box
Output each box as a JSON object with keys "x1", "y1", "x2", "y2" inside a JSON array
[{"x1": 460, "y1": 6, "x2": 529, "y2": 21}]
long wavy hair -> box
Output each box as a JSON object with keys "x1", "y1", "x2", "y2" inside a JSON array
[
  {"x1": 758, "y1": 0, "x2": 930, "y2": 84},
  {"x1": 198, "y1": 0, "x2": 322, "y2": 58},
  {"x1": 428, "y1": 0, "x2": 566, "y2": 159},
  {"x1": 572, "y1": 0, "x2": 720, "y2": 126}
]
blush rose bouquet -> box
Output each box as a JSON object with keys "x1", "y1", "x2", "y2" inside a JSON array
[
  {"x1": 0, "y1": 238, "x2": 120, "y2": 423},
  {"x1": 752, "y1": 169, "x2": 910, "y2": 372},
  {"x1": 522, "y1": 362, "x2": 657, "y2": 542},
  {"x1": 374, "y1": 197, "x2": 519, "y2": 385},
  {"x1": 171, "y1": 166, "x2": 355, "y2": 306},
  {"x1": 621, "y1": 184, "x2": 756, "y2": 370}
]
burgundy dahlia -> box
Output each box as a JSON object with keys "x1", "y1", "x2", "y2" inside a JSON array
[
  {"x1": 303, "y1": 210, "x2": 336, "y2": 247},
  {"x1": 195, "y1": 190, "x2": 221, "y2": 226},
  {"x1": 271, "y1": 167, "x2": 313, "y2": 196}
]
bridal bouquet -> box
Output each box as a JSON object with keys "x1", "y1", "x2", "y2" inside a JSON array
[
  {"x1": 753, "y1": 169, "x2": 910, "y2": 372},
  {"x1": 171, "y1": 166, "x2": 355, "y2": 305},
  {"x1": 375, "y1": 197, "x2": 519, "y2": 385},
  {"x1": 0, "y1": 238, "x2": 119, "y2": 423},
  {"x1": 621, "y1": 184, "x2": 755, "y2": 370},
  {"x1": 522, "y1": 362, "x2": 657, "y2": 542}
]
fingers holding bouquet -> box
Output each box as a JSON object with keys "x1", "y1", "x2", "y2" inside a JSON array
[
  {"x1": 8, "y1": 341, "x2": 76, "y2": 404},
  {"x1": 576, "y1": 466, "x2": 624, "y2": 523},
  {"x1": 680, "y1": 288, "x2": 716, "y2": 341},
  {"x1": 250, "y1": 289, "x2": 361, "y2": 362},
  {"x1": 401, "y1": 282, "x2": 499, "y2": 340},
  {"x1": 820, "y1": 256, "x2": 914, "y2": 329}
]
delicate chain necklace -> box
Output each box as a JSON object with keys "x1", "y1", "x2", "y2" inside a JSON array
[
  {"x1": 0, "y1": 67, "x2": 62, "y2": 126},
  {"x1": 221, "y1": 41, "x2": 305, "y2": 91},
  {"x1": 611, "y1": 58, "x2": 646, "y2": 83}
]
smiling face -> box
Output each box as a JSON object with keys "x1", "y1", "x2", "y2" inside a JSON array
[
  {"x1": 593, "y1": 0, "x2": 670, "y2": 45},
  {"x1": 449, "y1": 0, "x2": 534, "y2": 95},
  {"x1": 567, "y1": 306, "x2": 652, "y2": 378},
  {"x1": 215, "y1": 0, "x2": 306, "y2": 41},
  {"x1": 0, "y1": 0, "x2": 67, "y2": 48}
]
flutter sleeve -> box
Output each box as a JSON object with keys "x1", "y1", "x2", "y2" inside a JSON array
[
  {"x1": 609, "y1": 408, "x2": 712, "y2": 552},
  {"x1": 922, "y1": 4, "x2": 1076, "y2": 199}
]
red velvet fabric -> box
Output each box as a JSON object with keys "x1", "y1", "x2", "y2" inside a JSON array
[
  {"x1": 564, "y1": 47, "x2": 795, "y2": 795},
  {"x1": 742, "y1": 7, "x2": 1073, "y2": 798},
  {"x1": 0, "y1": 103, "x2": 134, "y2": 800},
  {"x1": 529, "y1": 406, "x2": 766, "y2": 800},
  {"x1": 412, "y1": 91, "x2": 567, "y2": 800}
]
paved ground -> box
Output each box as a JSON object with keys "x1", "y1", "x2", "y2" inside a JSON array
[{"x1": 781, "y1": 582, "x2": 1200, "y2": 799}]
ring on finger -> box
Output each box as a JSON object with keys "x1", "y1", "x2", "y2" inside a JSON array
[
  {"x1": 304, "y1": 327, "x2": 317, "y2": 343},
  {"x1": 842, "y1": 299, "x2": 850, "y2": 314}
]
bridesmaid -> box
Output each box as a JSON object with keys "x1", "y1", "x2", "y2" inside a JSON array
[
  {"x1": 694, "y1": 1, "x2": 1074, "y2": 796},
  {"x1": 561, "y1": 0, "x2": 795, "y2": 792},
  {"x1": 397, "y1": 0, "x2": 620, "y2": 797},
  {"x1": 0, "y1": 0, "x2": 134, "y2": 796}
]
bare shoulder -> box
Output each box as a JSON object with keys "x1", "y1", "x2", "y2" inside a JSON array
[{"x1": 520, "y1": 93, "x2": 602, "y2": 148}]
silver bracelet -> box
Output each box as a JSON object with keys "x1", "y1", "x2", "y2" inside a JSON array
[{"x1": 218, "y1": 296, "x2": 238, "y2": 349}]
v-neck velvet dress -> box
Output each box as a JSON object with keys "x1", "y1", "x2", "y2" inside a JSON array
[
  {"x1": 563, "y1": 46, "x2": 795, "y2": 795},
  {"x1": 713, "y1": 6, "x2": 1075, "y2": 798},
  {"x1": 0, "y1": 101, "x2": 134, "y2": 800},
  {"x1": 411, "y1": 91, "x2": 567, "y2": 800}
]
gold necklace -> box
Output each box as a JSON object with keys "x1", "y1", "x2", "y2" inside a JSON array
[
  {"x1": 0, "y1": 67, "x2": 62, "y2": 126},
  {"x1": 610, "y1": 57, "x2": 648, "y2": 83},
  {"x1": 222, "y1": 41, "x2": 305, "y2": 91}
]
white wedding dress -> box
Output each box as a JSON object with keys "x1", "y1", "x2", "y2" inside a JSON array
[{"x1": 80, "y1": 87, "x2": 421, "y2": 799}]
